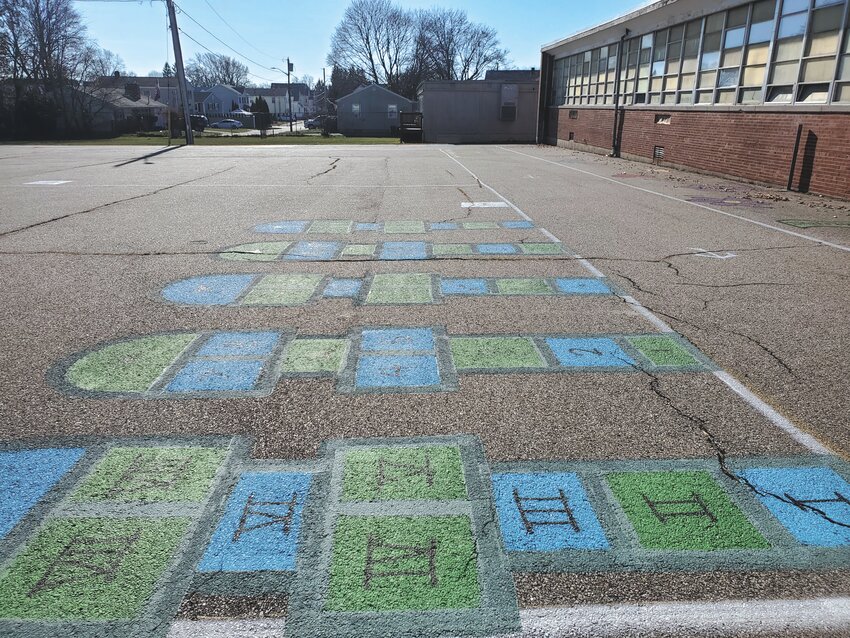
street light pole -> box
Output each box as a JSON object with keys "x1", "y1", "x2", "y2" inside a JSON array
[{"x1": 286, "y1": 58, "x2": 294, "y2": 133}]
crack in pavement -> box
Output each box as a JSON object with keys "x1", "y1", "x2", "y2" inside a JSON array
[
  {"x1": 308, "y1": 158, "x2": 340, "y2": 180},
  {"x1": 0, "y1": 166, "x2": 237, "y2": 238},
  {"x1": 675, "y1": 281, "x2": 794, "y2": 289}
]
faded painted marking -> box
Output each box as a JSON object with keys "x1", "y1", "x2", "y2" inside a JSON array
[
  {"x1": 461, "y1": 202, "x2": 509, "y2": 208},
  {"x1": 688, "y1": 247, "x2": 737, "y2": 260},
  {"x1": 25, "y1": 180, "x2": 72, "y2": 185}
]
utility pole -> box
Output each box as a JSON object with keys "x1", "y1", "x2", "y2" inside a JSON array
[
  {"x1": 287, "y1": 58, "x2": 294, "y2": 133},
  {"x1": 166, "y1": 0, "x2": 194, "y2": 145},
  {"x1": 323, "y1": 67, "x2": 327, "y2": 115}
]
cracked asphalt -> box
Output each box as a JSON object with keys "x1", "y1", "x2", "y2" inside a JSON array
[{"x1": 1, "y1": 142, "x2": 849, "y2": 625}]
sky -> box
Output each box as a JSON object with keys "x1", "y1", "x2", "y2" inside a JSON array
[{"x1": 74, "y1": 0, "x2": 647, "y2": 84}]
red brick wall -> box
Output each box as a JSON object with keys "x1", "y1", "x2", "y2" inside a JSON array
[{"x1": 548, "y1": 106, "x2": 850, "y2": 200}]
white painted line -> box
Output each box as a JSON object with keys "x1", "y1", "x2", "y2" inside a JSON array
[
  {"x1": 539, "y1": 228, "x2": 562, "y2": 243},
  {"x1": 168, "y1": 619, "x2": 285, "y2": 638},
  {"x1": 516, "y1": 597, "x2": 850, "y2": 637},
  {"x1": 25, "y1": 180, "x2": 71, "y2": 185},
  {"x1": 441, "y1": 147, "x2": 833, "y2": 456},
  {"x1": 713, "y1": 371, "x2": 831, "y2": 455},
  {"x1": 461, "y1": 201, "x2": 509, "y2": 208},
  {"x1": 499, "y1": 146, "x2": 850, "y2": 254}
]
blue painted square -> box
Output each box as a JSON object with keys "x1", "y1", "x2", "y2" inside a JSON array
[
  {"x1": 430, "y1": 222, "x2": 458, "y2": 230},
  {"x1": 477, "y1": 243, "x2": 518, "y2": 255},
  {"x1": 380, "y1": 242, "x2": 427, "y2": 260},
  {"x1": 284, "y1": 241, "x2": 341, "y2": 261},
  {"x1": 198, "y1": 472, "x2": 312, "y2": 572},
  {"x1": 501, "y1": 221, "x2": 534, "y2": 229},
  {"x1": 361, "y1": 328, "x2": 435, "y2": 352},
  {"x1": 739, "y1": 467, "x2": 850, "y2": 547},
  {"x1": 493, "y1": 472, "x2": 609, "y2": 552},
  {"x1": 197, "y1": 332, "x2": 280, "y2": 357},
  {"x1": 441, "y1": 278, "x2": 489, "y2": 295},
  {"x1": 355, "y1": 223, "x2": 381, "y2": 232},
  {"x1": 356, "y1": 355, "x2": 441, "y2": 389},
  {"x1": 0, "y1": 448, "x2": 85, "y2": 539},
  {"x1": 166, "y1": 360, "x2": 264, "y2": 393},
  {"x1": 546, "y1": 337, "x2": 635, "y2": 367},
  {"x1": 162, "y1": 275, "x2": 255, "y2": 306},
  {"x1": 323, "y1": 278, "x2": 363, "y2": 298},
  {"x1": 255, "y1": 221, "x2": 308, "y2": 234},
  {"x1": 555, "y1": 278, "x2": 611, "y2": 295}
]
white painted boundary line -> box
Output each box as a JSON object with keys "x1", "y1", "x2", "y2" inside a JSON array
[
  {"x1": 168, "y1": 619, "x2": 286, "y2": 637},
  {"x1": 516, "y1": 597, "x2": 850, "y2": 637},
  {"x1": 498, "y1": 146, "x2": 850, "y2": 254},
  {"x1": 438, "y1": 148, "x2": 832, "y2": 456}
]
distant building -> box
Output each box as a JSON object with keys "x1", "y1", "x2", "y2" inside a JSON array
[
  {"x1": 417, "y1": 71, "x2": 539, "y2": 143},
  {"x1": 194, "y1": 85, "x2": 251, "y2": 117},
  {"x1": 91, "y1": 75, "x2": 189, "y2": 115},
  {"x1": 77, "y1": 82, "x2": 168, "y2": 133},
  {"x1": 336, "y1": 84, "x2": 417, "y2": 136},
  {"x1": 540, "y1": 0, "x2": 850, "y2": 199}
]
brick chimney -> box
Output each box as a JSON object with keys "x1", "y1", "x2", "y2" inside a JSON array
[{"x1": 124, "y1": 82, "x2": 141, "y2": 101}]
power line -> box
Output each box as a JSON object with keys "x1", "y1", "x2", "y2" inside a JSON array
[
  {"x1": 173, "y1": 2, "x2": 281, "y2": 73},
  {"x1": 178, "y1": 28, "x2": 276, "y2": 83},
  {"x1": 200, "y1": 0, "x2": 279, "y2": 62}
]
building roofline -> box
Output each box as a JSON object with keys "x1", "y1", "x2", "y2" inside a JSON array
[{"x1": 541, "y1": 0, "x2": 678, "y2": 52}]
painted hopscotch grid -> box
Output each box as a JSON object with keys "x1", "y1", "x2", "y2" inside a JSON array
[
  {"x1": 160, "y1": 273, "x2": 616, "y2": 307},
  {"x1": 0, "y1": 436, "x2": 245, "y2": 638},
  {"x1": 218, "y1": 241, "x2": 568, "y2": 262},
  {"x1": 254, "y1": 219, "x2": 537, "y2": 234},
  {"x1": 287, "y1": 435, "x2": 519, "y2": 638},
  {"x1": 53, "y1": 330, "x2": 716, "y2": 399},
  {"x1": 492, "y1": 456, "x2": 850, "y2": 574},
  {"x1": 191, "y1": 456, "x2": 325, "y2": 598}
]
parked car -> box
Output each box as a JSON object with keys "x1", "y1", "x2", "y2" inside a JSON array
[
  {"x1": 190, "y1": 115, "x2": 208, "y2": 132},
  {"x1": 305, "y1": 117, "x2": 320, "y2": 129},
  {"x1": 209, "y1": 119, "x2": 243, "y2": 129}
]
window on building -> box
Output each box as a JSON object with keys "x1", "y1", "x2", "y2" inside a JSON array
[
  {"x1": 388, "y1": 104, "x2": 398, "y2": 118},
  {"x1": 352, "y1": 103, "x2": 360, "y2": 115}
]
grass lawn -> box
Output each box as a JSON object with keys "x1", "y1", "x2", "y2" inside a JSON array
[{"x1": 2, "y1": 134, "x2": 400, "y2": 146}]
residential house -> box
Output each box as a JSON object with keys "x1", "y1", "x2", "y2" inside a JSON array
[
  {"x1": 194, "y1": 84, "x2": 251, "y2": 117},
  {"x1": 336, "y1": 84, "x2": 416, "y2": 137},
  {"x1": 77, "y1": 82, "x2": 168, "y2": 133},
  {"x1": 91, "y1": 74, "x2": 191, "y2": 116}
]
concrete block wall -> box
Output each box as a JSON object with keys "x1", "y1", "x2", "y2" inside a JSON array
[{"x1": 547, "y1": 106, "x2": 850, "y2": 200}]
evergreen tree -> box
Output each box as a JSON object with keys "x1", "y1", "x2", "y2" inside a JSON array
[{"x1": 162, "y1": 62, "x2": 173, "y2": 78}]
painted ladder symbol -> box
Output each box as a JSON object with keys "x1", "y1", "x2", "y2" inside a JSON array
[
  {"x1": 376, "y1": 452, "x2": 435, "y2": 494},
  {"x1": 363, "y1": 535, "x2": 438, "y2": 589},
  {"x1": 642, "y1": 492, "x2": 718, "y2": 524},
  {"x1": 104, "y1": 453, "x2": 193, "y2": 500},
  {"x1": 28, "y1": 531, "x2": 141, "y2": 597},
  {"x1": 232, "y1": 492, "x2": 299, "y2": 542},
  {"x1": 513, "y1": 488, "x2": 581, "y2": 534}
]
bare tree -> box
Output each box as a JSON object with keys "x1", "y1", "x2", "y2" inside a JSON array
[
  {"x1": 327, "y1": 0, "x2": 415, "y2": 93},
  {"x1": 185, "y1": 52, "x2": 249, "y2": 87},
  {"x1": 420, "y1": 8, "x2": 507, "y2": 81}
]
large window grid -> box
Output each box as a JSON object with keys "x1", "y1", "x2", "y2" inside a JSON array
[{"x1": 550, "y1": 0, "x2": 849, "y2": 106}]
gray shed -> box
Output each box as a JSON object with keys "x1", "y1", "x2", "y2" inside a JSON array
[
  {"x1": 336, "y1": 84, "x2": 416, "y2": 137},
  {"x1": 417, "y1": 74, "x2": 539, "y2": 144}
]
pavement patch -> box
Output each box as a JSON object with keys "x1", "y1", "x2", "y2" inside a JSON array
[
  {"x1": 218, "y1": 241, "x2": 567, "y2": 261},
  {"x1": 160, "y1": 274, "x2": 614, "y2": 307}
]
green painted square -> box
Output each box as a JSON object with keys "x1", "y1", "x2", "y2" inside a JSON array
[
  {"x1": 433, "y1": 244, "x2": 473, "y2": 256},
  {"x1": 495, "y1": 278, "x2": 553, "y2": 295},
  {"x1": 462, "y1": 222, "x2": 499, "y2": 230},
  {"x1": 450, "y1": 337, "x2": 545, "y2": 370},
  {"x1": 606, "y1": 471, "x2": 769, "y2": 550},
  {"x1": 0, "y1": 517, "x2": 188, "y2": 619},
  {"x1": 366, "y1": 273, "x2": 433, "y2": 304},
  {"x1": 342, "y1": 446, "x2": 467, "y2": 502},
  {"x1": 241, "y1": 274, "x2": 323, "y2": 305},
  {"x1": 519, "y1": 243, "x2": 563, "y2": 255},
  {"x1": 326, "y1": 516, "x2": 480, "y2": 612},
  {"x1": 627, "y1": 336, "x2": 701, "y2": 367},
  {"x1": 66, "y1": 334, "x2": 197, "y2": 393},
  {"x1": 73, "y1": 447, "x2": 226, "y2": 503},
  {"x1": 341, "y1": 244, "x2": 377, "y2": 256},
  {"x1": 283, "y1": 339, "x2": 348, "y2": 373},
  {"x1": 221, "y1": 242, "x2": 290, "y2": 261},
  {"x1": 384, "y1": 221, "x2": 426, "y2": 234},
  {"x1": 308, "y1": 220, "x2": 352, "y2": 234}
]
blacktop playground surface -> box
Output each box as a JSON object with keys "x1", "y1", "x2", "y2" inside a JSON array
[{"x1": 0, "y1": 142, "x2": 849, "y2": 637}]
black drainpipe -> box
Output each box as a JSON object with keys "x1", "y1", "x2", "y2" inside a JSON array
[{"x1": 611, "y1": 29, "x2": 631, "y2": 157}]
